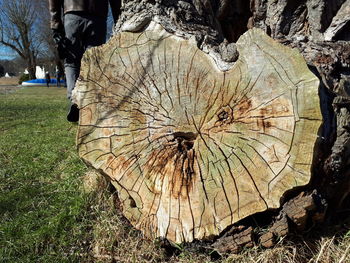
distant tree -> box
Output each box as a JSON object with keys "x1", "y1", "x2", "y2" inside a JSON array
[
  {"x1": 0, "y1": 64, "x2": 4, "y2": 77},
  {"x1": 0, "y1": 47, "x2": 19, "y2": 75},
  {"x1": 0, "y1": 0, "x2": 42, "y2": 79},
  {"x1": 0, "y1": 59, "x2": 24, "y2": 76}
]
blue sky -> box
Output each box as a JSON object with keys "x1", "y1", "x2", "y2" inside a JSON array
[
  {"x1": 0, "y1": 46, "x2": 16, "y2": 60},
  {"x1": 0, "y1": 0, "x2": 19, "y2": 60}
]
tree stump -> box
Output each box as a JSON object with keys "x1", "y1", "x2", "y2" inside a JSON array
[{"x1": 74, "y1": 23, "x2": 322, "y2": 243}]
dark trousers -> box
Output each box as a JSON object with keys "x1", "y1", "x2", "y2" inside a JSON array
[
  {"x1": 64, "y1": 12, "x2": 107, "y2": 101},
  {"x1": 56, "y1": 77, "x2": 61, "y2": 87}
]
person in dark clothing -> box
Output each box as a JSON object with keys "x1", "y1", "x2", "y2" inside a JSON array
[
  {"x1": 49, "y1": 0, "x2": 122, "y2": 122},
  {"x1": 45, "y1": 72, "x2": 51, "y2": 88},
  {"x1": 55, "y1": 70, "x2": 62, "y2": 87}
]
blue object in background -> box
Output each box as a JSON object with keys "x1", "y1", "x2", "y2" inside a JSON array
[{"x1": 22, "y1": 78, "x2": 66, "y2": 86}]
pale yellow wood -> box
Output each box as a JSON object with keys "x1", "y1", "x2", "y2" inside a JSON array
[{"x1": 74, "y1": 24, "x2": 322, "y2": 243}]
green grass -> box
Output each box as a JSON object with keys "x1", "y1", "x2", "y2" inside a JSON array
[{"x1": 0, "y1": 87, "x2": 90, "y2": 262}]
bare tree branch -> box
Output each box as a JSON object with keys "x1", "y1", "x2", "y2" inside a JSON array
[{"x1": 0, "y1": 0, "x2": 42, "y2": 78}]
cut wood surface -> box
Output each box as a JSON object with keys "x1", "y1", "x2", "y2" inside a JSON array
[{"x1": 74, "y1": 23, "x2": 322, "y2": 243}]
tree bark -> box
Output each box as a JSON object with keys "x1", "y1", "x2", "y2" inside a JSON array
[
  {"x1": 26, "y1": 50, "x2": 37, "y2": 80},
  {"x1": 74, "y1": 0, "x2": 350, "y2": 251}
]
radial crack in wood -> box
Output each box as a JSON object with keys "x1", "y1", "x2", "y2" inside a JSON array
[{"x1": 74, "y1": 23, "x2": 322, "y2": 243}]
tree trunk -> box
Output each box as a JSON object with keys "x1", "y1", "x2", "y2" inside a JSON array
[
  {"x1": 0, "y1": 0, "x2": 39, "y2": 80},
  {"x1": 27, "y1": 51, "x2": 37, "y2": 80},
  {"x1": 73, "y1": 0, "x2": 350, "y2": 252}
]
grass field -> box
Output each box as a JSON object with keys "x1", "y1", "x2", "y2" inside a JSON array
[
  {"x1": 0, "y1": 87, "x2": 91, "y2": 262},
  {"x1": 0, "y1": 86, "x2": 350, "y2": 263}
]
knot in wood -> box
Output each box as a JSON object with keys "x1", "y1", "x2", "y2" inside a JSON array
[
  {"x1": 173, "y1": 131, "x2": 197, "y2": 152},
  {"x1": 217, "y1": 105, "x2": 234, "y2": 124}
]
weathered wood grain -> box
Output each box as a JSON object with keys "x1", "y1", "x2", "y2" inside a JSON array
[{"x1": 73, "y1": 23, "x2": 322, "y2": 243}]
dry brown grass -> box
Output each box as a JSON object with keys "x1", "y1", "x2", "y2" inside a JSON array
[
  {"x1": 0, "y1": 77, "x2": 21, "y2": 94},
  {"x1": 83, "y1": 171, "x2": 350, "y2": 263},
  {"x1": 0, "y1": 76, "x2": 20, "y2": 85},
  {"x1": 225, "y1": 234, "x2": 350, "y2": 263}
]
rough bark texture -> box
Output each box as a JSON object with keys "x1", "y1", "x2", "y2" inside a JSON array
[
  {"x1": 74, "y1": 0, "x2": 350, "y2": 252},
  {"x1": 213, "y1": 226, "x2": 254, "y2": 254}
]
